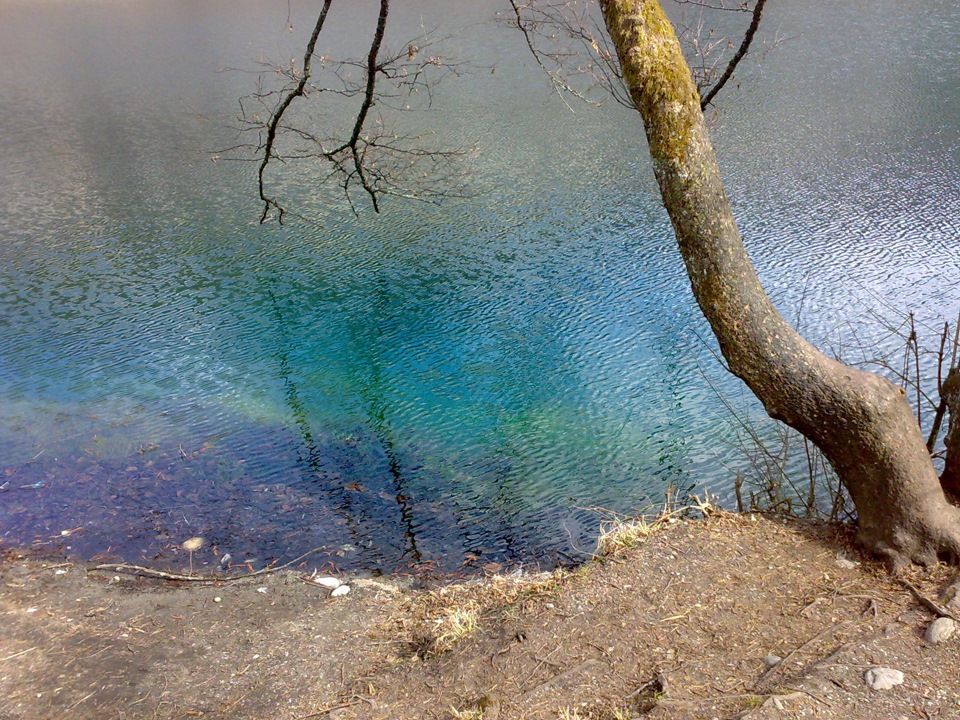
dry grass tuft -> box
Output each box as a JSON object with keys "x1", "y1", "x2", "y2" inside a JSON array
[
  {"x1": 434, "y1": 606, "x2": 480, "y2": 652},
  {"x1": 595, "y1": 493, "x2": 718, "y2": 557},
  {"x1": 448, "y1": 706, "x2": 485, "y2": 720},
  {"x1": 388, "y1": 568, "x2": 565, "y2": 657}
]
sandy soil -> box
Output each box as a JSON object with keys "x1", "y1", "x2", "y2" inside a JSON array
[{"x1": 2, "y1": 512, "x2": 960, "y2": 720}]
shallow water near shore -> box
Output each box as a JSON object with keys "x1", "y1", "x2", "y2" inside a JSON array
[{"x1": 0, "y1": 0, "x2": 958, "y2": 573}]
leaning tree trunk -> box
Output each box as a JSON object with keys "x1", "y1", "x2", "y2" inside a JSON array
[{"x1": 598, "y1": 0, "x2": 960, "y2": 567}]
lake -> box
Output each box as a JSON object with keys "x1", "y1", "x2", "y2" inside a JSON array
[{"x1": 0, "y1": 0, "x2": 957, "y2": 575}]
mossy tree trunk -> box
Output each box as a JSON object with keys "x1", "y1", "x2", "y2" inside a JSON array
[{"x1": 598, "y1": 0, "x2": 960, "y2": 567}]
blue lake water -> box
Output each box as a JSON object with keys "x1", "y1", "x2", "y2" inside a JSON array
[{"x1": 0, "y1": 0, "x2": 958, "y2": 575}]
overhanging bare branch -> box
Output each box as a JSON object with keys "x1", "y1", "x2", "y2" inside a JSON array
[
  {"x1": 241, "y1": 0, "x2": 469, "y2": 221},
  {"x1": 257, "y1": 0, "x2": 335, "y2": 224},
  {"x1": 700, "y1": 0, "x2": 767, "y2": 109}
]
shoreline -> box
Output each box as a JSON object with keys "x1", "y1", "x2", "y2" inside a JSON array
[{"x1": 2, "y1": 512, "x2": 959, "y2": 719}]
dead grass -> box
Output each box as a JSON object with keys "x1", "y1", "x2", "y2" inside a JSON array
[
  {"x1": 390, "y1": 495, "x2": 722, "y2": 660},
  {"x1": 389, "y1": 567, "x2": 567, "y2": 657},
  {"x1": 448, "y1": 706, "x2": 486, "y2": 720},
  {"x1": 594, "y1": 492, "x2": 718, "y2": 557}
]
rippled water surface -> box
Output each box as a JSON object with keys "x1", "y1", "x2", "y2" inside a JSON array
[{"x1": 1, "y1": 0, "x2": 958, "y2": 574}]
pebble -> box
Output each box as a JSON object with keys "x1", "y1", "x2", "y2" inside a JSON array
[
  {"x1": 864, "y1": 667, "x2": 904, "y2": 690},
  {"x1": 925, "y1": 617, "x2": 956, "y2": 644},
  {"x1": 763, "y1": 653, "x2": 782, "y2": 668},
  {"x1": 213, "y1": 597, "x2": 222, "y2": 603},
  {"x1": 834, "y1": 553, "x2": 859, "y2": 569},
  {"x1": 330, "y1": 585, "x2": 351, "y2": 597}
]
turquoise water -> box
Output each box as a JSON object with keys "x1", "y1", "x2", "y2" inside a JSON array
[{"x1": 0, "y1": 0, "x2": 958, "y2": 574}]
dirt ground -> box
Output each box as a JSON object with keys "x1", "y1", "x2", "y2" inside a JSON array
[{"x1": 2, "y1": 512, "x2": 960, "y2": 720}]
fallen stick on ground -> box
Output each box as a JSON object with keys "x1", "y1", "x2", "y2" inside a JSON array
[{"x1": 88, "y1": 546, "x2": 329, "y2": 584}]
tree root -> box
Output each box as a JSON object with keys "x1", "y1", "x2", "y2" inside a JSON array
[
  {"x1": 858, "y1": 502, "x2": 960, "y2": 571},
  {"x1": 898, "y1": 578, "x2": 960, "y2": 622}
]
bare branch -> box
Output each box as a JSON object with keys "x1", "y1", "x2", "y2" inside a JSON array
[
  {"x1": 338, "y1": 0, "x2": 389, "y2": 210},
  {"x1": 503, "y1": 0, "x2": 635, "y2": 109},
  {"x1": 674, "y1": 0, "x2": 757, "y2": 12},
  {"x1": 508, "y1": 0, "x2": 594, "y2": 110},
  {"x1": 240, "y1": 1, "x2": 470, "y2": 220},
  {"x1": 257, "y1": 0, "x2": 335, "y2": 224},
  {"x1": 700, "y1": 0, "x2": 767, "y2": 109},
  {"x1": 503, "y1": 0, "x2": 768, "y2": 112}
]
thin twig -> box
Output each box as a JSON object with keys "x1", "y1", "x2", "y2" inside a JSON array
[
  {"x1": 90, "y1": 546, "x2": 329, "y2": 584},
  {"x1": 1, "y1": 646, "x2": 37, "y2": 662},
  {"x1": 752, "y1": 620, "x2": 851, "y2": 691}
]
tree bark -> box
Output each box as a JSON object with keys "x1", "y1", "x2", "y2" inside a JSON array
[
  {"x1": 598, "y1": 0, "x2": 960, "y2": 567},
  {"x1": 941, "y1": 368, "x2": 960, "y2": 496}
]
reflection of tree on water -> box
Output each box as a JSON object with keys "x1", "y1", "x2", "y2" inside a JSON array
[
  {"x1": 266, "y1": 286, "x2": 422, "y2": 565},
  {"x1": 346, "y1": 254, "x2": 561, "y2": 570},
  {"x1": 342, "y1": 267, "x2": 431, "y2": 567}
]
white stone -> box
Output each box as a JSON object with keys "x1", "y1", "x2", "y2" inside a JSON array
[
  {"x1": 309, "y1": 576, "x2": 342, "y2": 589},
  {"x1": 864, "y1": 667, "x2": 904, "y2": 690},
  {"x1": 925, "y1": 617, "x2": 956, "y2": 644},
  {"x1": 330, "y1": 584, "x2": 351, "y2": 597}
]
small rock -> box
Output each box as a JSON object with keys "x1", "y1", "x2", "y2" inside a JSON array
[
  {"x1": 309, "y1": 576, "x2": 342, "y2": 589},
  {"x1": 219, "y1": 553, "x2": 232, "y2": 567},
  {"x1": 763, "y1": 653, "x2": 783, "y2": 668},
  {"x1": 835, "y1": 553, "x2": 859, "y2": 569},
  {"x1": 213, "y1": 596, "x2": 222, "y2": 603},
  {"x1": 925, "y1": 617, "x2": 956, "y2": 644},
  {"x1": 864, "y1": 667, "x2": 904, "y2": 690},
  {"x1": 941, "y1": 583, "x2": 960, "y2": 613},
  {"x1": 330, "y1": 584, "x2": 350, "y2": 597}
]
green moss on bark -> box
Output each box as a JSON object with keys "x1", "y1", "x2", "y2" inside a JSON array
[{"x1": 601, "y1": 0, "x2": 700, "y2": 165}]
